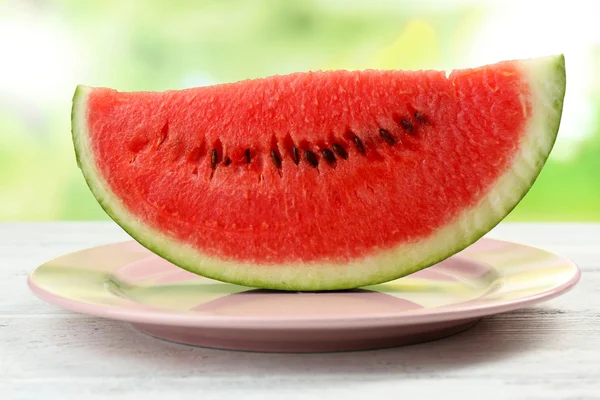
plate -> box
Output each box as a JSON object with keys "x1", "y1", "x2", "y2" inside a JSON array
[{"x1": 28, "y1": 238, "x2": 580, "y2": 353}]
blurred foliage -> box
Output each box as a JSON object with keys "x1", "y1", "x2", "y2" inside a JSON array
[{"x1": 0, "y1": 0, "x2": 598, "y2": 220}]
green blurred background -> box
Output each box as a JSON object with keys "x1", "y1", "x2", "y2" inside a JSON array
[{"x1": 1, "y1": 0, "x2": 599, "y2": 221}]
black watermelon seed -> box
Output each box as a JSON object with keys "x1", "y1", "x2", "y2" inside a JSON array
[
  {"x1": 224, "y1": 157, "x2": 232, "y2": 166},
  {"x1": 322, "y1": 149, "x2": 336, "y2": 165},
  {"x1": 379, "y1": 128, "x2": 396, "y2": 144},
  {"x1": 292, "y1": 146, "x2": 300, "y2": 165},
  {"x1": 304, "y1": 150, "x2": 319, "y2": 167},
  {"x1": 352, "y1": 135, "x2": 365, "y2": 153},
  {"x1": 245, "y1": 148, "x2": 251, "y2": 164},
  {"x1": 210, "y1": 149, "x2": 218, "y2": 169},
  {"x1": 400, "y1": 120, "x2": 414, "y2": 132},
  {"x1": 332, "y1": 143, "x2": 348, "y2": 159},
  {"x1": 414, "y1": 112, "x2": 427, "y2": 124},
  {"x1": 270, "y1": 150, "x2": 282, "y2": 169}
]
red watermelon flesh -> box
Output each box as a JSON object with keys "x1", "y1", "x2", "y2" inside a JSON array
[{"x1": 72, "y1": 55, "x2": 565, "y2": 291}]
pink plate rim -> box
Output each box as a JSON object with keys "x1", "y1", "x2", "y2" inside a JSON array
[{"x1": 27, "y1": 238, "x2": 581, "y2": 330}]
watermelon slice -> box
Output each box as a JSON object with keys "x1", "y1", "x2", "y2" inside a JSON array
[{"x1": 71, "y1": 55, "x2": 565, "y2": 291}]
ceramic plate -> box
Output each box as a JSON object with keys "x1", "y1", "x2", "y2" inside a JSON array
[{"x1": 28, "y1": 238, "x2": 580, "y2": 352}]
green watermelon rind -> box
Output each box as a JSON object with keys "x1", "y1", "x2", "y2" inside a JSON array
[{"x1": 72, "y1": 55, "x2": 565, "y2": 291}]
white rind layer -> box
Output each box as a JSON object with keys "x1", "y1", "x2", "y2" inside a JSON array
[{"x1": 72, "y1": 55, "x2": 565, "y2": 291}]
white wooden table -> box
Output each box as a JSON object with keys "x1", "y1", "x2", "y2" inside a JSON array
[{"x1": 1, "y1": 222, "x2": 598, "y2": 399}]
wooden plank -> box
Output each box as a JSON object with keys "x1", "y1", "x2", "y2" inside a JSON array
[{"x1": 1, "y1": 222, "x2": 598, "y2": 399}]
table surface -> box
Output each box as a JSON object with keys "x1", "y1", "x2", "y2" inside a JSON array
[{"x1": 1, "y1": 222, "x2": 598, "y2": 399}]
